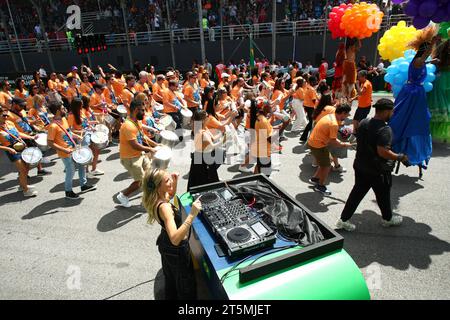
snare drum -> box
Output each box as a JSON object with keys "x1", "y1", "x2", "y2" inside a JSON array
[
  {"x1": 72, "y1": 146, "x2": 93, "y2": 166},
  {"x1": 159, "y1": 115, "x2": 176, "y2": 132},
  {"x1": 160, "y1": 130, "x2": 179, "y2": 148},
  {"x1": 116, "y1": 105, "x2": 128, "y2": 118},
  {"x1": 91, "y1": 131, "x2": 109, "y2": 149},
  {"x1": 21, "y1": 147, "x2": 42, "y2": 168},
  {"x1": 152, "y1": 146, "x2": 173, "y2": 169},
  {"x1": 181, "y1": 108, "x2": 193, "y2": 128},
  {"x1": 34, "y1": 133, "x2": 49, "y2": 152},
  {"x1": 95, "y1": 124, "x2": 110, "y2": 136}
]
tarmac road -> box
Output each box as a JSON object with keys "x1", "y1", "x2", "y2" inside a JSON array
[{"x1": 1, "y1": 95, "x2": 449, "y2": 300}]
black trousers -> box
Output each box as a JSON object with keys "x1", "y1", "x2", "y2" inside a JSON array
[
  {"x1": 340, "y1": 169, "x2": 393, "y2": 222},
  {"x1": 157, "y1": 234, "x2": 197, "y2": 300},
  {"x1": 300, "y1": 107, "x2": 314, "y2": 142}
]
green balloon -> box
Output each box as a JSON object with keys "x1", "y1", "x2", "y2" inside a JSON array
[{"x1": 438, "y1": 22, "x2": 450, "y2": 39}]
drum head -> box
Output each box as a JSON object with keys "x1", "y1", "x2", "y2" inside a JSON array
[
  {"x1": 35, "y1": 133, "x2": 48, "y2": 146},
  {"x1": 91, "y1": 131, "x2": 108, "y2": 143},
  {"x1": 21, "y1": 147, "x2": 42, "y2": 164},
  {"x1": 160, "y1": 130, "x2": 178, "y2": 141},
  {"x1": 95, "y1": 124, "x2": 109, "y2": 134},
  {"x1": 160, "y1": 116, "x2": 173, "y2": 126},
  {"x1": 154, "y1": 146, "x2": 173, "y2": 161},
  {"x1": 72, "y1": 147, "x2": 93, "y2": 164},
  {"x1": 181, "y1": 109, "x2": 193, "y2": 117}
]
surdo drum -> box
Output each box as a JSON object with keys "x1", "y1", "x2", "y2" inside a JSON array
[
  {"x1": 159, "y1": 130, "x2": 179, "y2": 148},
  {"x1": 152, "y1": 146, "x2": 173, "y2": 169}
]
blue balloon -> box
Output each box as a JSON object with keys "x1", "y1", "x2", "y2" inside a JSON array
[
  {"x1": 387, "y1": 65, "x2": 399, "y2": 75},
  {"x1": 404, "y1": 49, "x2": 416, "y2": 58},
  {"x1": 406, "y1": 55, "x2": 414, "y2": 63},
  {"x1": 384, "y1": 73, "x2": 395, "y2": 83},
  {"x1": 398, "y1": 61, "x2": 410, "y2": 73},
  {"x1": 426, "y1": 63, "x2": 436, "y2": 73},
  {"x1": 425, "y1": 72, "x2": 436, "y2": 82},
  {"x1": 394, "y1": 73, "x2": 406, "y2": 85},
  {"x1": 424, "y1": 82, "x2": 433, "y2": 92},
  {"x1": 396, "y1": 57, "x2": 407, "y2": 64}
]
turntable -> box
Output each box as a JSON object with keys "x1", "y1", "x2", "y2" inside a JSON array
[{"x1": 192, "y1": 187, "x2": 276, "y2": 259}]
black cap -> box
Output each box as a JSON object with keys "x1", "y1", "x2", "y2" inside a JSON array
[
  {"x1": 374, "y1": 98, "x2": 394, "y2": 111},
  {"x1": 11, "y1": 97, "x2": 27, "y2": 107}
]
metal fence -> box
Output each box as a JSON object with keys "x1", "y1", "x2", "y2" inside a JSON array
[{"x1": 0, "y1": 14, "x2": 411, "y2": 55}]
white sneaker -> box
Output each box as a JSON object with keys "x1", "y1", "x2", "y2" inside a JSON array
[
  {"x1": 336, "y1": 219, "x2": 356, "y2": 232},
  {"x1": 239, "y1": 166, "x2": 253, "y2": 173},
  {"x1": 23, "y1": 189, "x2": 38, "y2": 197},
  {"x1": 381, "y1": 215, "x2": 403, "y2": 227},
  {"x1": 40, "y1": 157, "x2": 51, "y2": 164},
  {"x1": 117, "y1": 192, "x2": 131, "y2": 208},
  {"x1": 89, "y1": 169, "x2": 105, "y2": 176},
  {"x1": 18, "y1": 185, "x2": 36, "y2": 192},
  {"x1": 333, "y1": 165, "x2": 347, "y2": 172}
]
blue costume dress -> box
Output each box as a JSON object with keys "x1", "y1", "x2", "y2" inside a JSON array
[{"x1": 389, "y1": 62, "x2": 432, "y2": 166}]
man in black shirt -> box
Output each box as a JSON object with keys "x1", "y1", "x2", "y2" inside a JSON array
[{"x1": 336, "y1": 99, "x2": 410, "y2": 231}]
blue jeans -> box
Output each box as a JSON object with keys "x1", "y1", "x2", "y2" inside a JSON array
[{"x1": 61, "y1": 157, "x2": 87, "y2": 192}]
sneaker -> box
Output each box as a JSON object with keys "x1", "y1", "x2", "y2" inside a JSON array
[
  {"x1": 333, "y1": 165, "x2": 347, "y2": 173},
  {"x1": 117, "y1": 192, "x2": 131, "y2": 208},
  {"x1": 309, "y1": 177, "x2": 320, "y2": 184},
  {"x1": 89, "y1": 169, "x2": 105, "y2": 176},
  {"x1": 336, "y1": 219, "x2": 356, "y2": 232},
  {"x1": 239, "y1": 165, "x2": 253, "y2": 173},
  {"x1": 18, "y1": 185, "x2": 36, "y2": 192},
  {"x1": 312, "y1": 162, "x2": 318, "y2": 168},
  {"x1": 23, "y1": 189, "x2": 38, "y2": 197},
  {"x1": 81, "y1": 184, "x2": 97, "y2": 192},
  {"x1": 313, "y1": 184, "x2": 332, "y2": 196},
  {"x1": 381, "y1": 215, "x2": 403, "y2": 227},
  {"x1": 40, "y1": 157, "x2": 51, "y2": 164},
  {"x1": 37, "y1": 169, "x2": 51, "y2": 176},
  {"x1": 65, "y1": 191, "x2": 79, "y2": 199}
]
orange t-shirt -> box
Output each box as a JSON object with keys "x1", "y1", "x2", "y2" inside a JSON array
[
  {"x1": 200, "y1": 78, "x2": 209, "y2": 89},
  {"x1": 292, "y1": 87, "x2": 304, "y2": 100},
  {"x1": 303, "y1": 85, "x2": 318, "y2": 108},
  {"x1": 47, "y1": 118, "x2": 77, "y2": 158},
  {"x1": 89, "y1": 92, "x2": 106, "y2": 113},
  {"x1": 14, "y1": 89, "x2": 29, "y2": 99},
  {"x1": 358, "y1": 80, "x2": 373, "y2": 108},
  {"x1": 119, "y1": 119, "x2": 145, "y2": 159},
  {"x1": 80, "y1": 82, "x2": 93, "y2": 97},
  {"x1": 250, "y1": 115, "x2": 273, "y2": 158},
  {"x1": 67, "y1": 112, "x2": 85, "y2": 132},
  {"x1": 121, "y1": 87, "x2": 136, "y2": 111},
  {"x1": 0, "y1": 91, "x2": 13, "y2": 109},
  {"x1": 0, "y1": 120, "x2": 21, "y2": 147},
  {"x1": 7, "y1": 110, "x2": 33, "y2": 134},
  {"x1": 103, "y1": 87, "x2": 117, "y2": 106},
  {"x1": 308, "y1": 113, "x2": 339, "y2": 149},
  {"x1": 205, "y1": 115, "x2": 224, "y2": 133},
  {"x1": 162, "y1": 89, "x2": 179, "y2": 114},
  {"x1": 230, "y1": 86, "x2": 242, "y2": 101},
  {"x1": 48, "y1": 79, "x2": 58, "y2": 91},
  {"x1": 57, "y1": 80, "x2": 69, "y2": 94},
  {"x1": 28, "y1": 106, "x2": 51, "y2": 128},
  {"x1": 112, "y1": 77, "x2": 126, "y2": 97},
  {"x1": 272, "y1": 89, "x2": 289, "y2": 110},
  {"x1": 66, "y1": 86, "x2": 80, "y2": 102},
  {"x1": 314, "y1": 106, "x2": 336, "y2": 124},
  {"x1": 182, "y1": 83, "x2": 200, "y2": 108},
  {"x1": 152, "y1": 83, "x2": 164, "y2": 102},
  {"x1": 135, "y1": 82, "x2": 149, "y2": 93}
]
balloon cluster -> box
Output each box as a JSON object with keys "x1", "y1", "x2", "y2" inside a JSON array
[
  {"x1": 438, "y1": 21, "x2": 450, "y2": 39},
  {"x1": 378, "y1": 21, "x2": 420, "y2": 62},
  {"x1": 384, "y1": 49, "x2": 437, "y2": 97},
  {"x1": 340, "y1": 2, "x2": 384, "y2": 39},
  {"x1": 398, "y1": 0, "x2": 450, "y2": 29},
  {"x1": 328, "y1": 3, "x2": 353, "y2": 39}
]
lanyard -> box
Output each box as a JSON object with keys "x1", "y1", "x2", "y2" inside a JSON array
[
  {"x1": 0, "y1": 125, "x2": 23, "y2": 144},
  {"x1": 53, "y1": 120, "x2": 77, "y2": 147}
]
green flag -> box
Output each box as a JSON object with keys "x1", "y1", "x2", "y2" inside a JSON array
[{"x1": 249, "y1": 38, "x2": 255, "y2": 68}]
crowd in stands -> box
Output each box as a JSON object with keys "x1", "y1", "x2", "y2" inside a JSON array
[{"x1": 0, "y1": 0, "x2": 401, "y2": 41}]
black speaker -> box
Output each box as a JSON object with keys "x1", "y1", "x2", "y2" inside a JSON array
[{"x1": 117, "y1": 55, "x2": 124, "y2": 67}]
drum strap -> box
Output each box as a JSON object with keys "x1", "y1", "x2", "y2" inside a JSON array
[
  {"x1": 53, "y1": 120, "x2": 77, "y2": 148},
  {"x1": 0, "y1": 126, "x2": 24, "y2": 145}
]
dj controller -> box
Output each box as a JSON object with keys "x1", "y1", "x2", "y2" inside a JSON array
[{"x1": 191, "y1": 187, "x2": 276, "y2": 259}]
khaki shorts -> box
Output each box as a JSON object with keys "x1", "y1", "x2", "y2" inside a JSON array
[
  {"x1": 309, "y1": 145, "x2": 331, "y2": 167},
  {"x1": 120, "y1": 155, "x2": 151, "y2": 182}
]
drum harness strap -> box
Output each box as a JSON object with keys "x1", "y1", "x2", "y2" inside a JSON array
[
  {"x1": 0, "y1": 125, "x2": 25, "y2": 147},
  {"x1": 53, "y1": 120, "x2": 77, "y2": 148}
]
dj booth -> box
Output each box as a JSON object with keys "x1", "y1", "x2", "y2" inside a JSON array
[{"x1": 181, "y1": 174, "x2": 370, "y2": 300}]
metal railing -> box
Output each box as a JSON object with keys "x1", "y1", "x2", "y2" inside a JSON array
[{"x1": 0, "y1": 14, "x2": 411, "y2": 55}]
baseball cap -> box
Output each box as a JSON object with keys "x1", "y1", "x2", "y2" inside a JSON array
[{"x1": 71, "y1": 66, "x2": 78, "y2": 71}]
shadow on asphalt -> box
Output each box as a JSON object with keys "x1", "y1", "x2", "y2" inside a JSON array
[
  {"x1": 338, "y1": 210, "x2": 450, "y2": 270},
  {"x1": 22, "y1": 198, "x2": 83, "y2": 219},
  {"x1": 106, "y1": 152, "x2": 120, "y2": 162},
  {"x1": 153, "y1": 268, "x2": 164, "y2": 300},
  {"x1": 432, "y1": 142, "x2": 450, "y2": 158},
  {"x1": 295, "y1": 190, "x2": 346, "y2": 213},
  {"x1": 298, "y1": 156, "x2": 344, "y2": 184},
  {"x1": 113, "y1": 172, "x2": 130, "y2": 182},
  {"x1": 49, "y1": 178, "x2": 100, "y2": 193},
  {"x1": 97, "y1": 205, "x2": 145, "y2": 232}
]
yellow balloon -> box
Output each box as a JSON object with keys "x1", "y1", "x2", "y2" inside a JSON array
[{"x1": 378, "y1": 21, "x2": 420, "y2": 62}]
